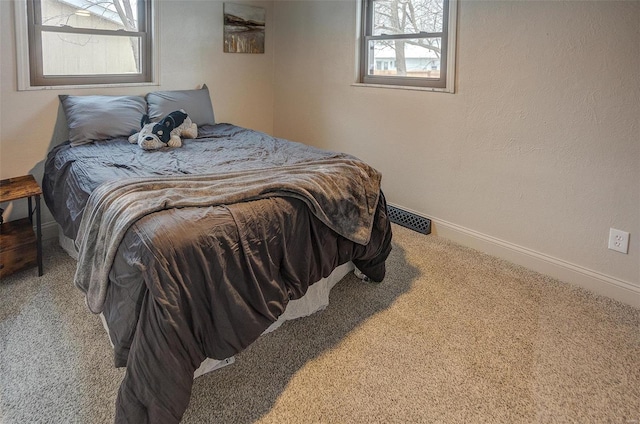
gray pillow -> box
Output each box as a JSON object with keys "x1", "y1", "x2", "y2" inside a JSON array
[
  {"x1": 59, "y1": 95, "x2": 147, "y2": 146},
  {"x1": 146, "y1": 85, "x2": 215, "y2": 127}
]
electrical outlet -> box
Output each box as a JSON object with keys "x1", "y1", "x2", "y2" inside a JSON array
[{"x1": 608, "y1": 228, "x2": 629, "y2": 254}]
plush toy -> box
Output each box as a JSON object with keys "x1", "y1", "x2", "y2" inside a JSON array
[{"x1": 129, "y1": 109, "x2": 198, "y2": 150}]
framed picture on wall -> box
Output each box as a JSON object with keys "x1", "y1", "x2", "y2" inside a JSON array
[{"x1": 223, "y1": 3, "x2": 265, "y2": 54}]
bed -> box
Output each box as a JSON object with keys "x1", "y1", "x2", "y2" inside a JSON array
[{"x1": 42, "y1": 89, "x2": 392, "y2": 424}]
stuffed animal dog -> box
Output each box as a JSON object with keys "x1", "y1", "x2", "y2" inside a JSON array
[{"x1": 129, "y1": 109, "x2": 198, "y2": 150}]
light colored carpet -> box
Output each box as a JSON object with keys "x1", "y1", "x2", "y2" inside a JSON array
[{"x1": 1, "y1": 224, "x2": 638, "y2": 423}]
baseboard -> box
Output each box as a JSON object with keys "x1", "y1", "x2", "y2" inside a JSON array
[
  {"x1": 388, "y1": 203, "x2": 640, "y2": 308},
  {"x1": 41, "y1": 220, "x2": 59, "y2": 242}
]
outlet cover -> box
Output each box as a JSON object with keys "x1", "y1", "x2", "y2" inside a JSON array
[{"x1": 608, "y1": 228, "x2": 629, "y2": 254}]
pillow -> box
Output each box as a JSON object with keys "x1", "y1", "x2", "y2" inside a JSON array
[
  {"x1": 59, "y1": 95, "x2": 147, "y2": 146},
  {"x1": 146, "y1": 85, "x2": 215, "y2": 127}
]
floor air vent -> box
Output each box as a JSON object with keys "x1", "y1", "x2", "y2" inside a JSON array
[{"x1": 387, "y1": 205, "x2": 431, "y2": 235}]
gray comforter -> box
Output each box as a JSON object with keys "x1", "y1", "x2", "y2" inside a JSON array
[{"x1": 43, "y1": 124, "x2": 392, "y2": 423}]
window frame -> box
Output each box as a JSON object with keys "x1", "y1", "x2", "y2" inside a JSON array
[
  {"x1": 16, "y1": 0, "x2": 157, "y2": 89},
  {"x1": 359, "y1": 0, "x2": 457, "y2": 92}
]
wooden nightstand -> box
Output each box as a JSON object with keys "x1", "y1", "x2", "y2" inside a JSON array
[{"x1": 0, "y1": 175, "x2": 43, "y2": 278}]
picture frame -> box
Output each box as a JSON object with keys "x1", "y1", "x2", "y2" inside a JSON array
[{"x1": 223, "y1": 3, "x2": 265, "y2": 54}]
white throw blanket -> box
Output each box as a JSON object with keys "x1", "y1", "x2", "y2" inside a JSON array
[{"x1": 74, "y1": 159, "x2": 382, "y2": 313}]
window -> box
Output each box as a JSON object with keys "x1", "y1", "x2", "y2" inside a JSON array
[
  {"x1": 360, "y1": 0, "x2": 457, "y2": 91},
  {"x1": 23, "y1": 0, "x2": 153, "y2": 87}
]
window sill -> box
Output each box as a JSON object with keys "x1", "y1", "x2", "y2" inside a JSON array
[
  {"x1": 17, "y1": 81, "x2": 159, "y2": 92},
  {"x1": 351, "y1": 82, "x2": 454, "y2": 93}
]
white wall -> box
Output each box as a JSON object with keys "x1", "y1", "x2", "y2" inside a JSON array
[
  {"x1": 0, "y1": 0, "x2": 275, "y2": 222},
  {"x1": 1, "y1": 0, "x2": 638, "y2": 306},
  {"x1": 272, "y1": 1, "x2": 640, "y2": 305}
]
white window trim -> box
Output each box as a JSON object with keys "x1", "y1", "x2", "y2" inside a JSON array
[
  {"x1": 356, "y1": 0, "x2": 457, "y2": 94},
  {"x1": 14, "y1": 0, "x2": 160, "y2": 91}
]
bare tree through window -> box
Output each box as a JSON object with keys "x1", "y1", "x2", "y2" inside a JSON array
[
  {"x1": 373, "y1": 0, "x2": 443, "y2": 76},
  {"x1": 26, "y1": 0, "x2": 152, "y2": 85},
  {"x1": 362, "y1": 0, "x2": 452, "y2": 88}
]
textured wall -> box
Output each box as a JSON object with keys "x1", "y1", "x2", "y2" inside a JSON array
[
  {"x1": 272, "y1": 1, "x2": 639, "y2": 289},
  {"x1": 1, "y1": 0, "x2": 638, "y2": 298}
]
